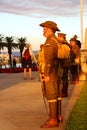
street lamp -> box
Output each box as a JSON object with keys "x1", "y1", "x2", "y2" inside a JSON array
[{"x1": 80, "y1": 0, "x2": 83, "y2": 46}]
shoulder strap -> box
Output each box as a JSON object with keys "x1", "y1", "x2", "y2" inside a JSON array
[{"x1": 51, "y1": 37, "x2": 58, "y2": 44}]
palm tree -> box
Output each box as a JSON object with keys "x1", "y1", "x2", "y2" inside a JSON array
[
  {"x1": 5, "y1": 36, "x2": 18, "y2": 67},
  {"x1": 0, "y1": 34, "x2": 4, "y2": 54},
  {"x1": 17, "y1": 37, "x2": 26, "y2": 61}
]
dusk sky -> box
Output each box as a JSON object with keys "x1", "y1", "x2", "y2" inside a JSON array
[{"x1": 0, "y1": 0, "x2": 87, "y2": 50}]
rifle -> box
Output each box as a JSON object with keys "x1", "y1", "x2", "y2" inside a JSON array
[
  {"x1": 41, "y1": 78, "x2": 49, "y2": 116},
  {"x1": 29, "y1": 45, "x2": 49, "y2": 115},
  {"x1": 29, "y1": 45, "x2": 39, "y2": 69}
]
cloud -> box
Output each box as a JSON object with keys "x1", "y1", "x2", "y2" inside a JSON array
[{"x1": 0, "y1": 0, "x2": 87, "y2": 18}]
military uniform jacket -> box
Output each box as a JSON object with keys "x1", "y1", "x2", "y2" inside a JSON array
[
  {"x1": 44, "y1": 34, "x2": 58, "y2": 81},
  {"x1": 71, "y1": 44, "x2": 80, "y2": 64}
]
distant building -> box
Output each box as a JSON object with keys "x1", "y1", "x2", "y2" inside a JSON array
[{"x1": 0, "y1": 50, "x2": 38, "y2": 68}]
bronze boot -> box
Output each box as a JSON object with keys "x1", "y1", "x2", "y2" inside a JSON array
[
  {"x1": 57, "y1": 97, "x2": 63, "y2": 122},
  {"x1": 41, "y1": 101, "x2": 58, "y2": 128}
]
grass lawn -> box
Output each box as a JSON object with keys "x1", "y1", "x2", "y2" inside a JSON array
[{"x1": 65, "y1": 81, "x2": 87, "y2": 130}]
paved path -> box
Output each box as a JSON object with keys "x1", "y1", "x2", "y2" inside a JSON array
[{"x1": 0, "y1": 72, "x2": 84, "y2": 130}]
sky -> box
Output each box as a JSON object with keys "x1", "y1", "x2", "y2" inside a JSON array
[{"x1": 0, "y1": 0, "x2": 87, "y2": 51}]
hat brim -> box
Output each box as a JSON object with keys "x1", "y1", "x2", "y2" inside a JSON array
[{"x1": 39, "y1": 22, "x2": 60, "y2": 31}]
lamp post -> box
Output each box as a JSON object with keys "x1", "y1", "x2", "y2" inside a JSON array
[{"x1": 80, "y1": 0, "x2": 83, "y2": 46}]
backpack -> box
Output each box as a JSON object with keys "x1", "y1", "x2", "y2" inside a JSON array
[
  {"x1": 51, "y1": 37, "x2": 75, "y2": 68},
  {"x1": 57, "y1": 42, "x2": 70, "y2": 59},
  {"x1": 51, "y1": 38, "x2": 70, "y2": 59},
  {"x1": 23, "y1": 49, "x2": 31, "y2": 60}
]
